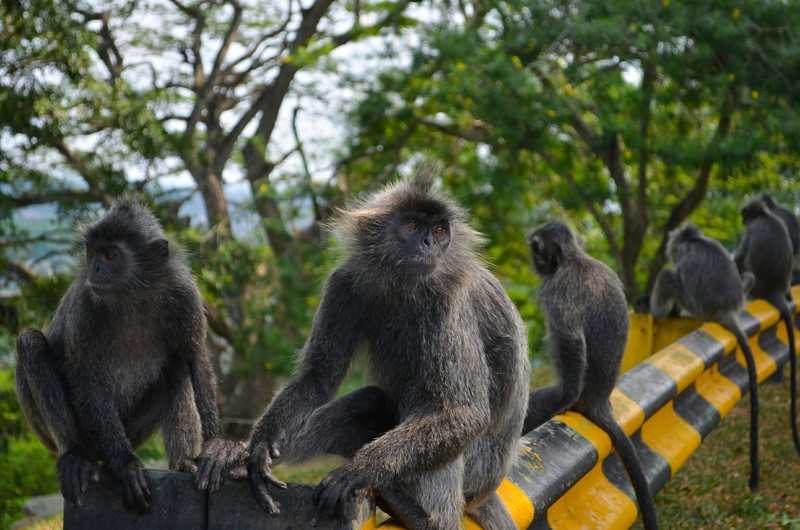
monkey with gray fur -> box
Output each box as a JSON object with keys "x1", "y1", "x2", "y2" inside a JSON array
[
  {"x1": 524, "y1": 221, "x2": 658, "y2": 530},
  {"x1": 760, "y1": 193, "x2": 800, "y2": 307},
  {"x1": 651, "y1": 223, "x2": 761, "y2": 490},
  {"x1": 735, "y1": 198, "x2": 800, "y2": 457},
  {"x1": 247, "y1": 164, "x2": 530, "y2": 530},
  {"x1": 760, "y1": 193, "x2": 800, "y2": 257},
  {"x1": 14, "y1": 198, "x2": 247, "y2": 513}
]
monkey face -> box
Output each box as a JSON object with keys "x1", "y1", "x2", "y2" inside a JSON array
[
  {"x1": 529, "y1": 234, "x2": 559, "y2": 276},
  {"x1": 392, "y1": 212, "x2": 451, "y2": 274},
  {"x1": 84, "y1": 239, "x2": 132, "y2": 294},
  {"x1": 741, "y1": 199, "x2": 767, "y2": 225},
  {"x1": 528, "y1": 221, "x2": 576, "y2": 276}
]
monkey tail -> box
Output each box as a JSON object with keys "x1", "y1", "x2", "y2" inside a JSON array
[
  {"x1": 771, "y1": 295, "x2": 800, "y2": 456},
  {"x1": 590, "y1": 406, "x2": 659, "y2": 530},
  {"x1": 725, "y1": 323, "x2": 761, "y2": 492}
]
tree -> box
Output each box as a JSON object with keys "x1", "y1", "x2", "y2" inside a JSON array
[
  {"x1": 344, "y1": 0, "x2": 800, "y2": 300},
  {"x1": 0, "y1": 0, "x2": 419, "y2": 429}
]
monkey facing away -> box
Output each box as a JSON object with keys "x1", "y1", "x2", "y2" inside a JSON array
[
  {"x1": 650, "y1": 223, "x2": 761, "y2": 491},
  {"x1": 735, "y1": 198, "x2": 800, "y2": 457},
  {"x1": 247, "y1": 164, "x2": 530, "y2": 530},
  {"x1": 524, "y1": 221, "x2": 658, "y2": 530},
  {"x1": 15, "y1": 198, "x2": 247, "y2": 513}
]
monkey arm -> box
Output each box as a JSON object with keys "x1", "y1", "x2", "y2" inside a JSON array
[
  {"x1": 313, "y1": 374, "x2": 491, "y2": 523},
  {"x1": 734, "y1": 231, "x2": 750, "y2": 272},
  {"x1": 342, "y1": 338, "x2": 492, "y2": 483},
  {"x1": 248, "y1": 271, "x2": 363, "y2": 514},
  {"x1": 352, "y1": 401, "x2": 490, "y2": 482},
  {"x1": 188, "y1": 343, "x2": 223, "y2": 440},
  {"x1": 73, "y1": 388, "x2": 151, "y2": 513}
]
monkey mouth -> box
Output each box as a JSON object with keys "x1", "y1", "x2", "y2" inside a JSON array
[
  {"x1": 410, "y1": 256, "x2": 438, "y2": 274},
  {"x1": 86, "y1": 280, "x2": 118, "y2": 295}
]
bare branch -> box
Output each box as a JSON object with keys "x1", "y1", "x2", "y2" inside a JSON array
[
  {"x1": 4, "y1": 189, "x2": 104, "y2": 208},
  {"x1": 291, "y1": 106, "x2": 323, "y2": 223},
  {"x1": 415, "y1": 117, "x2": 493, "y2": 144},
  {"x1": 645, "y1": 103, "x2": 734, "y2": 293}
]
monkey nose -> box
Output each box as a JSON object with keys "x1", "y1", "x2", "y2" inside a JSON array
[{"x1": 423, "y1": 236, "x2": 433, "y2": 247}]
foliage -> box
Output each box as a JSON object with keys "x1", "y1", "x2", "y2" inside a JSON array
[
  {"x1": 0, "y1": 369, "x2": 58, "y2": 529},
  {"x1": 656, "y1": 376, "x2": 800, "y2": 528},
  {"x1": 343, "y1": 0, "x2": 800, "y2": 302}
]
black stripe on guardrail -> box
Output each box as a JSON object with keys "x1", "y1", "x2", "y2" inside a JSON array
[{"x1": 616, "y1": 363, "x2": 678, "y2": 419}]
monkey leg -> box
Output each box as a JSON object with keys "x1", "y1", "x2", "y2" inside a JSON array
[
  {"x1": 15, "y1": 329, "x2": 101, "y2": 503},
  {"x1": 524, "y1": 333, "x2": 586, "y2": 434},
  {"x1": 467, "y1": 491, "x2": 516, "y2": 530},
  {"x1": 378, "y1": 458, "x2": 465, "y2": 530},
  {"x1": 650, "y1": 269, "x2": 683, "y2": 319},
  {"x1": 15, "y1": 329, "x2": 81, "y2": 453},
  {"x1": 280, "y1": 385, "x2": 396, "y2": 463}
]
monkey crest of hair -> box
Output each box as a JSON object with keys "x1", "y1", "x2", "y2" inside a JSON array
[
  {"x1": 76, "y1": 196, "x2": 180, "y2": 301},
  {"x1": 335, "y1": 162, "x2": 485, "y2": 287},
  {"x1": 79, "y1": 196, "x2": 166, "y2": 245},
  {"x1": 760, "y1": 193, "x2": 778, "y2": 209},
  {"x1": 666, "y1": 222, "x2": 702, "y2": 262}
]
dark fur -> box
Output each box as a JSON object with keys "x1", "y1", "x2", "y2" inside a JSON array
[
  {"x1": 525, "y1": 221, "x2": 658, "y2": 530},
  {"x1": 651, "y1": 223, "x2": 760, "y2": 491},
  {"x1": 14, "y1": 198, "x2": 246, "y2": 513},
  {"x1": 247, "y1": 164, "x2": 530, "y2": 529},
  {"x1": 735, "y1": 199, "x2": 800, "y2": 457},
  {"x1": 761, "y1": 193, "x2": 800, "y2": 256}
]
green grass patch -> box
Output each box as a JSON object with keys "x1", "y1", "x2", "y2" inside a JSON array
[{"x1": 653, "y1": 371, "x2": 800, "y2": 529}]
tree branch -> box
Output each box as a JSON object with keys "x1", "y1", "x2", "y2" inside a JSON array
[{"x1": 645, "y1": 103, "x2": 734, "y2": 293}]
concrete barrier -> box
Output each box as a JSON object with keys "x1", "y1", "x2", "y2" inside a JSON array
[{"x1": 64, "y1": 288, "x2": 800, "y2": 529}]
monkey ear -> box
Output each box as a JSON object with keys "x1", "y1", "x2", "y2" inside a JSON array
[
  {"x1": 149, "y1": 239, "x2": 170, "y2": 261},
  {"x1": 529, "y1": 234, "x2": 545, "y2": 257}
]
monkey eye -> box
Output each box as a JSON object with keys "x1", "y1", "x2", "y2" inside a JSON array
[
  {"x1": 105, "y1": 250, "x2": 119, "y2": 261},
  {"x1": 87, "y1": 249, "x2": 96, "y2": 258},
  {"x1": 407, "y1": 220, "x2": 420, "y2": 233},
  {"x1": 434, "y1": 224, "x2": 446, "y2": 235}
]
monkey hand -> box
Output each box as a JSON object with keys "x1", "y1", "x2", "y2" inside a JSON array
[
  {"x1": 195, "y1": 438, "x2": 249, "y2": 492},
  {"x1": 56, "y1": 445, "x2": 101, "y2": 507},
  {"x1": 173, "y1": 458, "x2": 199, "y2": 474},
  {"x1": 248, "y1": 441, "x2": 287, "y2": 515},
  {"x1": 312, "y1": 465, "x2": 373, "y2": 526},
  {"x1": 110, "y1": 453, "x2": 151, "y2": 514}
]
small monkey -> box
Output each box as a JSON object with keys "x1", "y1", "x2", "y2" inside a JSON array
[
  {"x1": 15, "y1": 198, "x2": 246, "y2": 513},
  {"x1": 651, "y1": 223, "x2": 760, "y2": 490},
  {"x1": 735, "y1": 198, "x2": 800, "y2": 458},
  {"x1": 524, "y1": 220, "x2": 658, "y2": 530}
]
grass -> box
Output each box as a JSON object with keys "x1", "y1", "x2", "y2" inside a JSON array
[{"x1": 653, "y1": 373, "x2": 800, "y2": 529}]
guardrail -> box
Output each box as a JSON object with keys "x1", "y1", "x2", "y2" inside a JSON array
[{"x1": 64, "y1": 288, "x2": 800, "y2": 529}]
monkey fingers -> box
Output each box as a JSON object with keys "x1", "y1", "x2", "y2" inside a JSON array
[
  {"x1": 56, "y1": 446, "x2": 100, "y2": 506},
  {"x1": 247, "y1": 445, "x2": 286, "y2": 515},
  {"x1": 227, "y1": 463, "x2": 248, "y2": 481},
  {"x1": 113, "y1": 458, "x2": 151, "y2": 514},
  {"x1": 174, "y1": 458, "x2": 199, "y2": 474},
  {"x1": 312, "y1": 467, "x2": 371, "y2": 526},
  {"x1": 196, "y1": 438, "x2": 249, "y2": 492}
]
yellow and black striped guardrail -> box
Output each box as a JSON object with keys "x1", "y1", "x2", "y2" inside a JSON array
[
  {"x1": 65, "y1": 289, "x2": 799, "y2": 529},
  {"x1": 375, "y1": 288, "x2": 800, "y2": 529}
]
